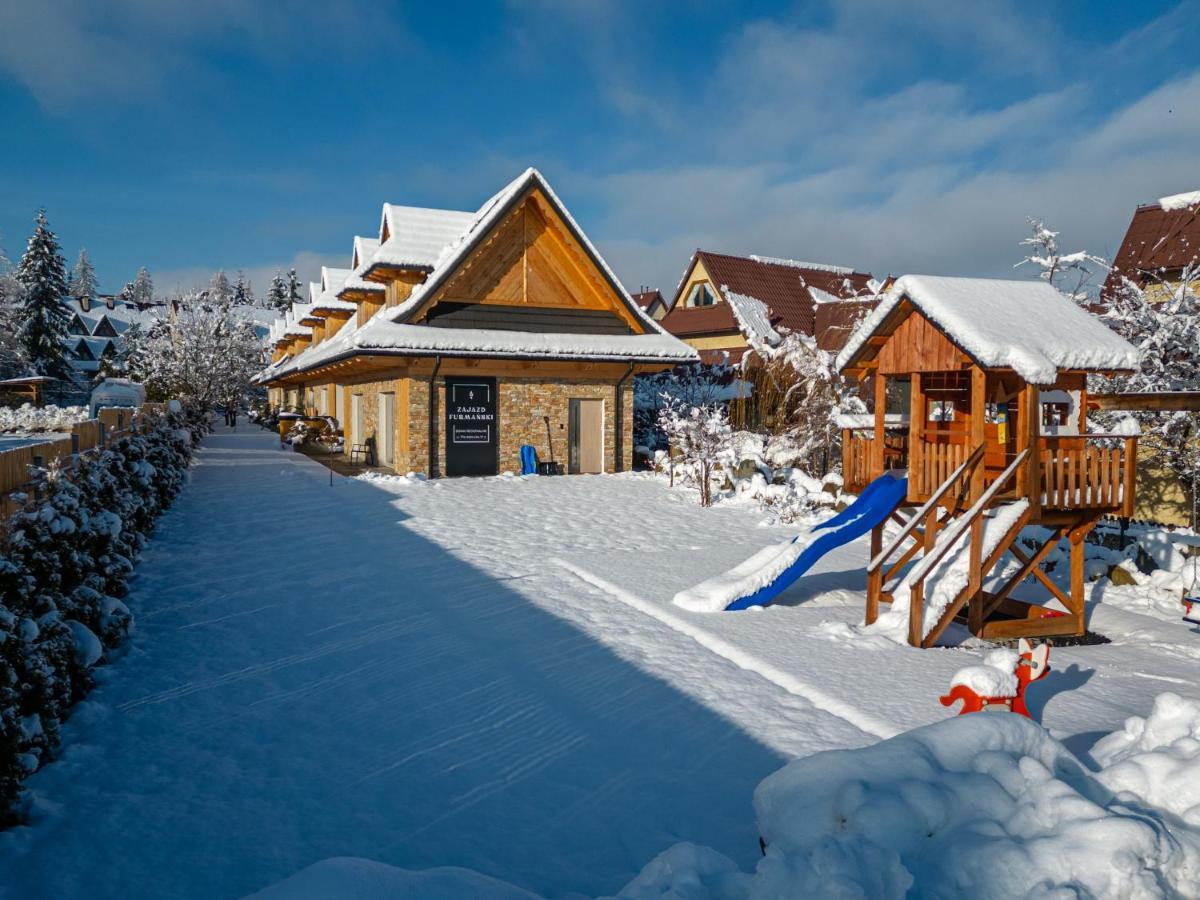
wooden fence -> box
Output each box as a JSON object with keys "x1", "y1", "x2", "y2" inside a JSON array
[{"x1": 0, "y1": 404, "x2": 169, "y2": 519}]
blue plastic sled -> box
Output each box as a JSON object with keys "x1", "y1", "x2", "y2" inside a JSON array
[
  {"x1": 519, "y1": 444, "x2": 539, "y2": 475},
  {"x1": 725, "y1": 472, "x2": 909, "y2": 611}
]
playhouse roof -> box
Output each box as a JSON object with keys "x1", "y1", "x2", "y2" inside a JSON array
[{"x1": 837, "y1": 275, "x2": 1140, "y2": 385}]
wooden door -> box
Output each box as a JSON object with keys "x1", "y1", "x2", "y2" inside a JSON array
[
  {"x1": 569, "y1": 399, "x2": 604, "y2": 474},
  {"x1": 378, "y1": 392, "x2": 395, "y2": 466}
]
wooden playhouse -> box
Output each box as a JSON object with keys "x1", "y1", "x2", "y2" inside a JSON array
[{"x1": 837, "y1": 275, "x2": 1141, "y2": 646}]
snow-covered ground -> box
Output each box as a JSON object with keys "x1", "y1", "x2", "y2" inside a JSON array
[{"x1": 2, "y1": 424, "x2": 1199, "y2": 898}]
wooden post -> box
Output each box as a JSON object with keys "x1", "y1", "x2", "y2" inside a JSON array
[
  {"x1": 909, "y1": 373, "x2": 923, "y2": 502},
  {"x1": 866, "y1": 524, "x2": 883, "y2": 625},
  {"x1": 872, "y1": 374, "x2": 886, "y2": 478},
  {"x1": 1025, "y1": 384, "x2": 1041, "y2": 520},
  {"x1": 1070, "y1": 529, "x2": 1086, "y2": 636},
  {"x1": 967, "y1": 516, "x2": 983, "y2": 634},
  {"x1": 1122, "y1": 436, "x2": 1137, "y2": 517},
  {"x1": 909, "y1": 584, "x2": 924, "y2": 647},
  {"x1": 969, "y1": 365, "x2": 986, "y2": 503}
]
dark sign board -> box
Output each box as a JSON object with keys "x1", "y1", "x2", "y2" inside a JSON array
[{"x1": 444, "y1": 376, "x2": 498, "y2": 476}]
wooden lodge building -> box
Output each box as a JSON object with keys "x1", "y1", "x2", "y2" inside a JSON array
[
  {"x1": 255, "y1": 168, "x2": 697, "y2": 477},
  {"x1": 837, "y1": 275, "x2": 1141, "y2": 645},
  {"x1": 656, "y1": 251, "x2": 877, "y2": 363}
]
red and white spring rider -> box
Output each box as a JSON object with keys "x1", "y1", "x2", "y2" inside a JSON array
[{"x1": 939, "y1": 638, "x2": 1050, "y2": 718}]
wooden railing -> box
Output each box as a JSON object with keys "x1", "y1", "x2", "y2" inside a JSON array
[
  {"x1": 1040, "y1": 435, "x2": 1136, "y2": 514},
  {"x1": 842, "y1": 430, "x2": 909, "y2": 493},
  {"x1": 906, "y1": 448, "x2": 1031, "y2": 646},
  {"x1": 911, "y1": 439, "x2": 972, "y2": 499}
]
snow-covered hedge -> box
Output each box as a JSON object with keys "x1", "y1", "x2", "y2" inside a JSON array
[
  {"x1": 0, "y1": 404, "x2": 90, "y2": 434},
  {"x1": 0, "y1": 412, "x2": 200, "y2": 823}
]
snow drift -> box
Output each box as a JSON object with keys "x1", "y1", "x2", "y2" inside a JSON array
[{"x1": 254, "y1": 696, "x2": 1200, "y2": 898}]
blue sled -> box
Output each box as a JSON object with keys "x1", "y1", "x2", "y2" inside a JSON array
[{"x1": 725, "y1": 472, "x2": 909, "y2": 611}]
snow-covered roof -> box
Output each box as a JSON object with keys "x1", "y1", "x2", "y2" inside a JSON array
[
  {"x1": 259, "y1": 168, "x2": 695, "y2": 380},
  {"x1": 321, "y1": 266, "x2": 352, "y2": 292},
  {"x1": 374, "y1": 205, "x2": 477, "y2": 271},
  {"x1": 352, "y1": 237, "x2": 380, "y2": 270},
  {"x1": 748, "y1": 255, "x2": 854, "y2": 275},
  {"x1": 725, "y1": 291, "x2": 781, "y2": 351},
  {"x1": 837, "y1": 275, "x2": 1140, "y2": 385},
  {"x1": 1159, "y1": 190, "x2": 1200, "y2": 212}
]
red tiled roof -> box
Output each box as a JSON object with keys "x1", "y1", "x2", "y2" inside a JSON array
[
  {"x1": 658, "y1": 302, "x2": 738, "y2": 337},
  {"x1": 1102, "y1": 198, "x2": 1200, "y2": 300},
  {"x1": 814, "y1": 297, "x2": 878, "y2": 352},
  {"x1": 672, "y1": 250, "x2": 874, "y2": 336}
]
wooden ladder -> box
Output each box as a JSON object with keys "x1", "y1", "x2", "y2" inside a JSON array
[
  {"x1": 865, "y1": 443, "x2": 985, "y2": 625},
  {"x1": 904, "y1": 449, "x2": 1031, "y2": 647}
]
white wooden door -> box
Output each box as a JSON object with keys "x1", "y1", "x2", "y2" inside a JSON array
[
  {"x1": 351, "y1": 394, "x2": 363, "y2": 448},
  {"x1": 378, "y1": 392, "x2": 395, "y2": 466}
]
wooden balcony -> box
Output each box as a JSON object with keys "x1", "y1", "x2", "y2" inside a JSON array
[{"x1": 843, "y1": 430, "x2": 1137, "y2": 518}]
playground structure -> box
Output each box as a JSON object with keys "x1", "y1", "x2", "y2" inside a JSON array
[{"x1": 837, "y1": 275, "x2": 1141, "y2": 646}]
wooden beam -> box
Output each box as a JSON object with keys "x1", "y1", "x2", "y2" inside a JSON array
[{"x1": 979, "y1": 612, "x2": 1082, "y2": 640}]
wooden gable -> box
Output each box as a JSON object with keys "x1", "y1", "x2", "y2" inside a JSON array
[
  {"x1": 93, "y1": 315, "x2": 119, "y2": 338},
  {"x1": 413, "y1": 188, "x2": 646, "y2": 333},
  {"x1": 877, "y1": 307, "x2": 970, "y2": 375}
]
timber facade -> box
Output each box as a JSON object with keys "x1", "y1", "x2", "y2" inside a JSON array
[{"x1": 257, "y1": 168, "x2": 695, "y2": 477}]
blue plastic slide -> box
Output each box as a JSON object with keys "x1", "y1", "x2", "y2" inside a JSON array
[{"x1": 724, "y1": 472, "x2": 909, "y2": 611}]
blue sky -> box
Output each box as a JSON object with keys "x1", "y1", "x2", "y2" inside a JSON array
[{"x1": 0, "y1": 0, "x2": 1197, "y2": 300}]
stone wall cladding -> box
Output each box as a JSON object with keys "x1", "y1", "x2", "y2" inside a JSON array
[
  {"x1": 344, "y1": 379, "x2": 404, "y2": 468},
  {"x1": 404, "y1": 375, "x2": 633, "y2": 477}
]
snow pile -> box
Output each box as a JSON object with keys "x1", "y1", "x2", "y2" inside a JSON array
[
  {"x1": 744, "y1": 711, "x2": 1200, "y2": 898},
  {"x1": 0, "y1": 404, "x2": 90, "y2": 433},
  {"x1": 1159, "y1": 190, "x2": 1200, "y2": 211},
  {"x1": 837, "y1": 275, "x2": 1140, "y2": 384},
  {"x1": 1092, "y1": 692, "x2": 1200, "y2": 825},
  {"x1": 872, "y1": 501, "x2": 1030, "y2": 642}
]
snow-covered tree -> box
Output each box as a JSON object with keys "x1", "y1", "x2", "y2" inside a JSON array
[
  {"x1": 0, "y1": 240, "x2": 30, "y2": 380},
  {"x1": 232, "y1": 271, "x2": 253, "y2": 306},
  {"x1": 657, "y1": 398, "x2": 732, "y2": 506},
  {"x1": 265, "y1": 270, "x2": 288, "y2": 312},
  {"x1": 285, "y1": 268, "x2": 302, "y2": 307},
  {"x1": 210, "y1": 270, "x2": 232, "y2": 305},
  {"x1": 1015, "y1": 218, "x2": 1107, "y2": 305},
  {"x1": 1095, "y1": 262, "x2": 1200, "y2": 525},
  {"x1": 634, "y1": 360, "x2": 735, "y2": 454},
  {"x1": 70, "y1": 249, "x2": 98, "y2": 302},
  {"x1": 14, "y1": 211, "x2": 72, "y2": 380},
  {"x1": 127, "y1": 290, "x2": 263, "y2": 407},
  {"x1": 130, "y1": 267, "x2": 154, "y2": 307}
]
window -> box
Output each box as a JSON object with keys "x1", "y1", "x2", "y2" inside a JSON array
[
  {"x1": 1039, "y1": 390, "x2": 1080, "y2": 436},
  {"x1": 686, "y1": 283, "x2": 717, "y2": 308},
  {"x1": 928, "y1": 399, "x2": 956, "y2": 422}
]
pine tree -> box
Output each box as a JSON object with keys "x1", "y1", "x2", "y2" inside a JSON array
[
  {"x1": 233, "y1": 271, "x2": 252, "y2": 306},
  {"x1": 71, "y1": 249, "x2": 98, "y2": 302},
  {"x1": 285, "y1": 268, "x2": 302, "y2": 307},
  {"x1": 265, "y1": 270, "x2": 288, "y2": 312},
  {"x1": 131, "y1": 267, "x2": 154, "y2": 307},
  {"x1": 210, "y1": 270, "x2": 232, "y2": 305},
  {"x1": 14, "y1": 211, "x2": 71, "y2": 380}
]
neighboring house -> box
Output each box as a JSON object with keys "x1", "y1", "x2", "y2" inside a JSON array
[
  {"x1": 657, "y1": 250, "x2": 876, "y2": 363},
  {"x1": 55, "y1": 294, "x2": 274, "y2": 388},
  {"x1": 256, "y1": 168, "x2": 696, "y2": 477},
  {"x1": 1096, "y1": 189, "x2": 1200, "y2": 526},
  {"x1": 1102, "y1": 189, "x2": 1200, "y2": 303},
  {"x1": 631, "y1": 289, "x2": 668, "y2": 319}
]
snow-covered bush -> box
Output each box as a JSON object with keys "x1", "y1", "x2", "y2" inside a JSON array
[
  {"x1": 657, "y1": 397, "x2": 732, "y2": 507},
  {"x1": 0, "y1": 404, "x2": 89, "y2": 434},
  {"x1": 0, "y1": 410, "x2": 198, "y2": 823}
]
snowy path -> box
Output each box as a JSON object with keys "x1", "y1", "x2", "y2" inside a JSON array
[{"x1": 0, "y1": 427, "x2": 867, "y2": 899}]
